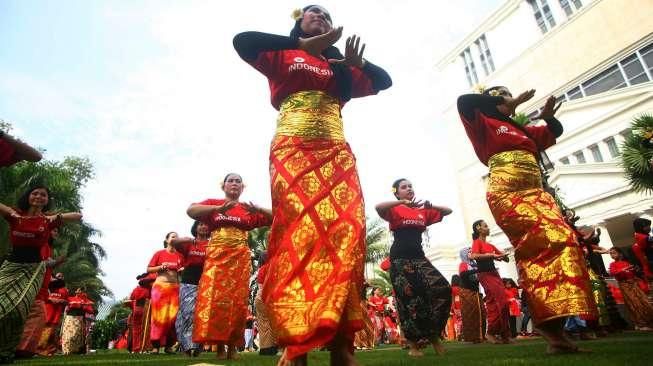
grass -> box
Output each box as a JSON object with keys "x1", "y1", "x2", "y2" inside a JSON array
[{"x1": 14, "y1": 331, "x2": 652, "y2": 366}]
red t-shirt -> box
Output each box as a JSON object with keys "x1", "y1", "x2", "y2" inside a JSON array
[
  {"x1": 45, "y1": 286, "x2": 69, "y2": 324},
  {"x1": 609, "y1": 260, "x2": 636, "y2": 281},
  {"x1": 632, "y1": 232, "x2": 652, "y2": 277},
  {"x1": 176, "y1": 239, "x2": 208, "y2": 268},
  {"x1": 458, "y1": 96, "x2": 556, "y2": 166},
  {"x1": 249, "y1": 49, "x2": 377, "y2": 109},
  {"x1": 147, "y1": 249, "x2": 183, "y2": 271},
  {"x1": 505, "y1": 287, "x2": 520, "y2": 316},
  {"x1": 67, "y1": 294, "x2": 93, "y2": 313},
  {"x1": 471, "y1": 239, "x2": 502, "y2": 272},
  {"x1": 5, "y1": 214, "x2": 60, "y2": 249},
  {"x1": 196, "y1": 199, "x2": 272, "y2": 232},
  {"x1": 381, "y1": 205, "x2": 443, "y2": 259},
  {"x1": 129, "y1": 285, "x2": 150, "y2": 310},
  {"x1": 368, "y1": 295, "x2": 388, "y2": 313},
  {"x1": 0, "y1": 137, "x2": 18, "y2": 167}
]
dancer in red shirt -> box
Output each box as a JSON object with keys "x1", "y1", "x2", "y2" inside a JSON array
[
  {"x1": 125, "y1": 273, "x2": 155, "y2": 353},
  {"x1": 0, "y1": 185, "x2": 81, "y2": 364},
  {"x1": 146, "y1": 232, "x2": 183, "y2": 354},
  {"x1": 608, "y1": 247, "x2": 653, "y2": 330},
  {"x1": 37, "y1": 272, "x2": 69, "y2": 356},
  {"x1": 631, "y1": 218, "x2": 653, "y2": 279},
  {"x1": 61, "y1": 288, "x2": 94, "y2": 354},
  {"x1": 367, "y1": 288, "x2": 389, "y2": 345}
]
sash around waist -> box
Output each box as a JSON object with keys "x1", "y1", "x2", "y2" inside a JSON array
[
  {"x1": 275, "y1": 90, "x2": 344, "y2": 141},
  {"x1": 209, "y1": 227, "x2": 248, "y2": 247}
]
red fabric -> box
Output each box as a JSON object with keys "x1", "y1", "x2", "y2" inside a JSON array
[
  {"x1": 451, "y1": 286, "x2": 461, "y2": 311},
  {"x1": 368, "y1": 295, "x2": 388, "y2": 313},
  {"x1": 67, "y1": 293, "x2": 94, "y2": 314},
  {"x1": 130, "y1": 286, "x2": 150, "y2": 303},
  {"x1": 196, "y1": 199, "x2": 272, "y2": 232},
  {"x1": 45, "y1": 287, "x2": 69, "y2": 325},
  {"x1": 471, "y1": 239, "x2": 502, "y2": 256},
  {"x1": 128, "y1": 285, "x2": 150, "y2": 351},
  {"x1": 609, "y1": 260, "x2": 637, "y2": 281},
  {"x1": 459, "y1": 110, "x2": 556, "y2": 166},
  {"x1": 381, "y1": 205, "x2": 442, "y2": 231},
  {"x1": 249, "y1": 49, "x2": 377, "y2": 109},
  {"x1": 380, "y1": 257, "x2": 391, "y2": 271},
  {"x1": 5, "y1": 214, "x2": 60, "y2": 249},
  {"x1": 608, "y1": 283, "x2": 624, "y2": 304},
  {"x1": 0, "y1": 137, "x2": 18, "y2": 167},
  {"x1": 505, "y1": 288, "x2": 521, "y2": 316},
  {"x1": 147, "y1": 249, "x2": 183, "y2": 271},
  {"x1": 36, "y1": 246, "x2": 52, "y2": 301},
  {"x1": 257, "y1": 263, "x2": 268, "y2": 284},
  {"x1": 458, "y1": 262, "x2": 471, "y2": 274},
  {"x1": 632, "y1": 232, "x2": 652, "y2": 277},
  {"x1": 478, "y1": 271, "x2": 510, "y2": 338},
  {"x1": 176, "y1": 239, "x2": 208, "y2": 268}
]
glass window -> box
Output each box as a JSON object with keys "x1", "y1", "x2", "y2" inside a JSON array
[
  {"x1": 640, "y1": 43, "x2": 653, "y2": 74},
  {"x1": 559, "y1": 0, "x2": 573, "y2": 16},
  {"x1": 621, "y1": 54, "x2": 649, "y2": 85},
  {"x1": 572, "y1": 0, "x2": 583, "y2": 8},
  {"x1": 604, "y1": 137, "x2": 620, "y2": 158},
  {"x1": 574, "y1": 151, "x2": 586, "y2": 164},
  {"x1": 461, "y1": 48, "x2": 478, "y2": 87},
  {"x1": 560, "y1": 157, "x2": 570, "y2": 165},
  {"x1": 589, "y1": 145, "x2": 603, "y2": 162},
  {"x1": 528, "y1": 0, "x2": 555, "y2": 33},
  {"x1": 566, "y1": 86, "x2": 583, "y2": 100},
  {"x1": 582, "y1": 65, "x2": 626, "y2": 96}
]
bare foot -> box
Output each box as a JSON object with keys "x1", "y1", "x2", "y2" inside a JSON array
[
  {"x1": 486, "y1": 334, "x2": 500, "y2": 344},
  {"x1": 431, "y1": 339, "x2": 446, "y2": 355},
  {"x1": 407, "y1": 349, "x2": 424, "y2": 357}
]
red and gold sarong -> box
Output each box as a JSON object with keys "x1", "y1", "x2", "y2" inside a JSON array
[
  {"x1": 193, "y1": 227, "x2": 251, "y2": 346},
  {"x1": 149, "y1": 282, "x2": 179, "y2": 346},
  {"x1": 264, "y1": 91, "x2": 366, "y2": 360},
  {"x1": 486, "y1": 150, "x2": 595, "y2": 324}
]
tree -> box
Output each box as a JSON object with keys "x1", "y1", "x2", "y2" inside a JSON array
[
  {"x1": 620, "y1": 114, "x2": 653, "y2": 193},
  {"x1": 368, "y1": 268, "x2": 392, "y2": 296}
]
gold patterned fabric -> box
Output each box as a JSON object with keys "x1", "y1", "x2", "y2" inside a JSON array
[
  {"x1": 192, "y1": 227, "x2": 251, "y2": 346},
  {"x1": 264, "y1": 90, "x2": 366, "y2": 360},
  {"x1": 617, "y1": 279, "x2": 653, "y2": 328},
  {"x1": 486, "y1": 150, "x2": 595, "y2": 324}
]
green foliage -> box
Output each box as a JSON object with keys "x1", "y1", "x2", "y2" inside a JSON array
[
  {"x1": 620, "y1": 114, "x2": 653, "y2": 193},
  {"x1": 368, "y1": 268, "x2": 392, "y2": 296},
  {"x1": 512, "y1": 112, "x2": 530, "y2": 127},
  {"x1": 365, "y1": 218, "x2": 389, "y2": 264},
  {"x1": 105, "y1": 298, "x2": 131, "y2": 322},
  {"x1": 91, "y1": 319, "x2": 122, "y2": 350}
]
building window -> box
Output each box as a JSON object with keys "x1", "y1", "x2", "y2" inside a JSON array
[
  {"x1": 604, "y1": 137, "x2": 620, "y2": 158},
  {"x1": 640, "y1": 43, "x2": 653, "y2": 75},
  {"x1": 589, "y1": 145, "x2": 603, "y2": 162},
  {"x1": 566, "y1": 86, "x2": 583, "y2": 100},
  {"x1": 560, "y1": 157, "x2": 570, "y2": 165},
  {"x1": 581, "y1": 65, "x2": 627, "y2": 96},
  {"x1": 528, "y1": 0, "x2": 556, "y2": 34},
  {"x1": 475, "y1": 34, "x2": 495, "y2": 76},
  {"x1": 574, "y1": 151, "x2": 586, "y2": 164},
  {"x1": 461, "y1": 48, "x2": 478, "y2": 87},
  {"x1": 619, "y1": 54, "x2": 650, "y2": 85},
  {"x1": 559, "y1": 0, "x2": 582, "y2": 17}
]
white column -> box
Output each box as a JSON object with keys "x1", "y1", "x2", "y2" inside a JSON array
[
  {"x1": 595, "y1": 222, "x2": 615, "y2": 274},
  {"x1": 597, "y1": 141, "x2": 612, "y2": 162}
]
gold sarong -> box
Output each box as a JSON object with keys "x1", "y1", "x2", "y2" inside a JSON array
[{"x1": 486, "y1": 150, "x2": 595, "y2": 324}]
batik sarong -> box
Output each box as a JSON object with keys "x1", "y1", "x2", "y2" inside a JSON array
[
  {"x1": 618, "y1": 279, "x2": 653, "y2": 328},
  {"x1": 0, "y1": 261, "x2": 45, "y2": 360},
  {"x1": 459, "y1": 287, "x2": 484, "y2": 342},
  {"x1": 150, "y1": 281, "x2": 179, "y2": 347},
  {"x1": 16, "y1": 299, "x2": 47, "y2": 355},
  {"x1": 175, "y1": 283, "x2": 199, "y2": 351},
  {"x1": 586, "y1": 267, "x2": 610, "y2": 326},
  {"x1": 389, "y1": 257, "x2": 452, "y2": 342},
  {"x1": 264, "y1": 91, "x2": 366, "y2": 360},
  {"x1": 254, "y1": 290, "x2": 277, "y2": 350},
  {"x1": 486, "y1": 150, "x2": 594, "y2": 324},
  {"x1": 61, "y1": 315, "x2": 85, "y2": 354},
  {"x1": 193, "y1": 228, "x2": 250, "y2": 346},
  {"x1": 353, "y1": 300, "x2": 375, "y2": 349}
]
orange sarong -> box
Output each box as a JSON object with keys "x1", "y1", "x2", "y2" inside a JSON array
[
  {"x1": 264, "y1": 91, "x2": 366, "y2": 360},
  {"x1": 486, "y1": 150, "x2": 595, "y2": 324},
  {"x1": 193, "y1": 228, "x2": 251, "y2": 346},
  {"x1": 149, "y1": 282, "x2": 179, "y2": 346}
]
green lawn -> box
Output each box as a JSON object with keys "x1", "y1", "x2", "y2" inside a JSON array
[{"x1": 15, "y1": 331, "x2": 652, "y2": 366}]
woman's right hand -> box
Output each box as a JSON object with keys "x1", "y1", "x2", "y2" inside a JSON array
[
  {"x1": 216, "y1": 201, "x2": 237, "y2": 214},
  {"x1": 298, "y1": 26, "x2": 343, "y2": 57},
  {"x1": 504, "y1": 89, "x2": 535, "y2": 110}
]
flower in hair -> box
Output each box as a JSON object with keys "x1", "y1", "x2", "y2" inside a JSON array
[
  {"x1": 473, "y1": 84, "x2": 486, "y2": 94},
  {"x1": 391, "y1": 187, "x2": 397, "y2": 193},
  {"x1": 488, "y1": 89, "x2": 500, "y2": 97},
  {"x1": 291, "y1": 8, "x2": 303, "y2": 21}
]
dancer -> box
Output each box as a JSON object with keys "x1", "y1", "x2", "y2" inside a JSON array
[
  {"x1": 171, "y1": 221, "x2": 209, "y2": 357},
  {"x1": 469, "y1": 220, "x2": 511, "y2": 344},
  {"x1": 608, "y1": 247, "x2": 653, "y2": 330},
  {"x1": 61, "y1": 288, "x2": 94, "y2": 355},
  {"x1": 450, "y1": 275, "x2": 462, "y2": 341},
  {"x1": 503, "y1": 278, "x2": 520, "y2": 339},
  {"x1": 632, "y1": 218, "x2": 653, "y2": 279},
  {"x1": 233, "y1": 4, "x2": 391, "y2": 365},
  {"x1": 187, "y1": 173, "x2": 272, "y2": 360},
  {"x1": 0, "y1": 129, "x2": 43, "y2": 166},
  {"x1": 367, "y1": 288, "x2": 388, "y2": 345},
  {"x1": 38, "y1": 272, "x2": 69, "y2": 356},
  {"x1": 254, "y1": 252, "x2": 279, "y2": 356},
  {"x1": 376, "y1": 178, "x2": 452, "y2": 357},
  {"x1": 125, "y1": 273, "x2": 154, "y2": 353},
  {"x1": 457, "y1": 88, "x2": 595, "y2": 353},
  {"x1": 146, "y1": 232, "x2": 182, "y2": 354},
  {"x1": 0, "y1": 185, "x2": 81, "y2": 363},
  {"x1": 458, "y1": 247, "x2": 485, "y2": 343}
]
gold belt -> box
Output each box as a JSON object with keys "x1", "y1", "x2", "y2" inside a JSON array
[
  {"x1": 488, "y1": 150, "x2": 539, "y2": 171},
  {"x1": 209, "y1": 227, "x2": 248, "y2": 247},
  {"x1": 275, "y1": 90, "x2": 344, "y2": 141}
]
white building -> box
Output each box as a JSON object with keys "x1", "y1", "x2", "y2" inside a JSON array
[{"x1": 434, "y1": 0, "x2": 653, "y2": 279}]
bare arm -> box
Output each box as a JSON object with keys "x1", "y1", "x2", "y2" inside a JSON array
[
  {"x1": 375, "y1": 200, "x2": 412, "y2": 219},
  {"x1": 0, "y1": 202, "x2": 19, "y2": 218},
  {"x1": 187, "y1": 201, "x2": 236, "y2": 220},
  {"x1": 170, "y1": 237, "x2": 194, "y2": 251},
  {"x1": 1, "y1": 132, "x2": 42, "y2": 162}
]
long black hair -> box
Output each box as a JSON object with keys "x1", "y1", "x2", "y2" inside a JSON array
[
  {"x1": 471, "y1": 219, "x2": 484, "y2": 240},
  {"x1": 290, "y1": 5, "x2": 353, "y2": 102},
  {"x1": 633, "y1": 218, "x2": 651, "y2": 234},
  {"x1": 17, "y1": 184, "x2": 53, "y2": 212}
]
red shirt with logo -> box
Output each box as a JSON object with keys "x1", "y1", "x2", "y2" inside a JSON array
[
  {"x1": 368, "y1": 295, "x2": 388, "y2": 313},
  {"x1": 45, "y1": 286, "x2": 69, "y2": 324},
  {"x1": 147, "y1": 249, "x2": 183, "y2": 272},
  {"x1": 382, "y1": 205, "x2": 442, "y2": 232},
  {"x1": 176, "y1": 239, "x2": 208, "y2": 285},
  {"x1": 249, "y1": 49, "x2": 377, "y2": 109},
  {"x1": 196, "y1": 199, "x2": 272, "y2": 232},
  {"x1": 471, "y1": 239, "x2": 503, "y2": 272},
  {"x1": 632, "y1": 232, "x2": 652, "y2": 277},
  {"x1": 457, "y1": 94, "x2": 556, "y2": 165},
  {"x1": 5, "y1": 214, "x2": 60, "y2": 249}
]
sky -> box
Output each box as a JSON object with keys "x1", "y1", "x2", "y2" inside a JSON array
[{"x1": 0, "y1": 0, "x2": 501, "y2": 300}]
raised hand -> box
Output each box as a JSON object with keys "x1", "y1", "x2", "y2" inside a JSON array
[
  {"x1": 402, "y1": 199, "x2": 424, "y2": 208},
  {"x1": 534, "y1": 95, "x2": 563, "y2": 120},
  {"x1": 216, "y1": 201, "x2": 237, "y2": 214},
  {"x1": 504, "y1": 89, "x2": 535, "y2": 110},
  {"x1": 328, "y1": 34, "x2": 366, "y2": 68},
  {"x1": 298, "y1": 26, "x2": 343, "y2": 57},
  {"x1": 241, "y1": 201, "x2": 261, "y2": 214}
]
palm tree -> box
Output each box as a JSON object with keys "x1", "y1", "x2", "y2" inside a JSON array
[
  {"x1": 364, "y1": 218, "x2": 389, "y2": 279},
  {"x1": 247, "y1": 226, "x2": 270, "y2": 309},
  {"x1": 620, "y1": 114, "x2": 653, "y2": 193},
  {"x1": 368, "y1": 268, "x2": 392, "y2": 296}
]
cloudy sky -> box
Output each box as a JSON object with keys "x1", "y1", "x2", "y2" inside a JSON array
[{"x1": 0, "y1": 0, "x2": 501, "y2": 300}]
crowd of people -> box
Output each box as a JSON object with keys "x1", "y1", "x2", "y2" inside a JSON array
[{"x1": 1, "y1": 4, "x2": 653, "y2": 366}]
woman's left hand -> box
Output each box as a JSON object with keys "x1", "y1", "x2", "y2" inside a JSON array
[
  {"x1": 242, "y1": 201, "x2": 261, "y2": 214},
  {"x1": 535, "y1": 96, "x2": 562, "y2": 120},
  {"x1": 329, "y1": 35, "x2": 366, "y2": 68}
]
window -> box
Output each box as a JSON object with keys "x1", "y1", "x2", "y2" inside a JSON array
[
  {"x1": 620, "y1": 54, "x2": 650, "y2": 85},
  {"x1": 528, "y1": 0, "x2": 556, "y2": 33},
  {"x1": 604, "y1": 137, "x2": 620, "y2": 158},
  {"x1": 475, "y1": 35, "x2": 495, "y2": 76},
  {"x1": 559, "y1": 0, "x2": 582, "y2": 17},
  {"x1": 566, "y1": 86, "x2": 583, "y2": 100},
  {"x1": 560, "y1": 157, "x2": 570, "y2": 165},
  {"x1": 574, "y1": 151, "x2": 586, "y2": 164},
  {"x1": 589, "y1": 145, "x2": 603, "y2": 162},
  {"x1": 581, "y1": 65, "x2": 626, "y2": 96},
  {"x1": 640, "y1": 43, "x2": 653, "y2": 75},
  {"x1": 461, "y1": 48, "x2": 478, "y2": 87}
]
